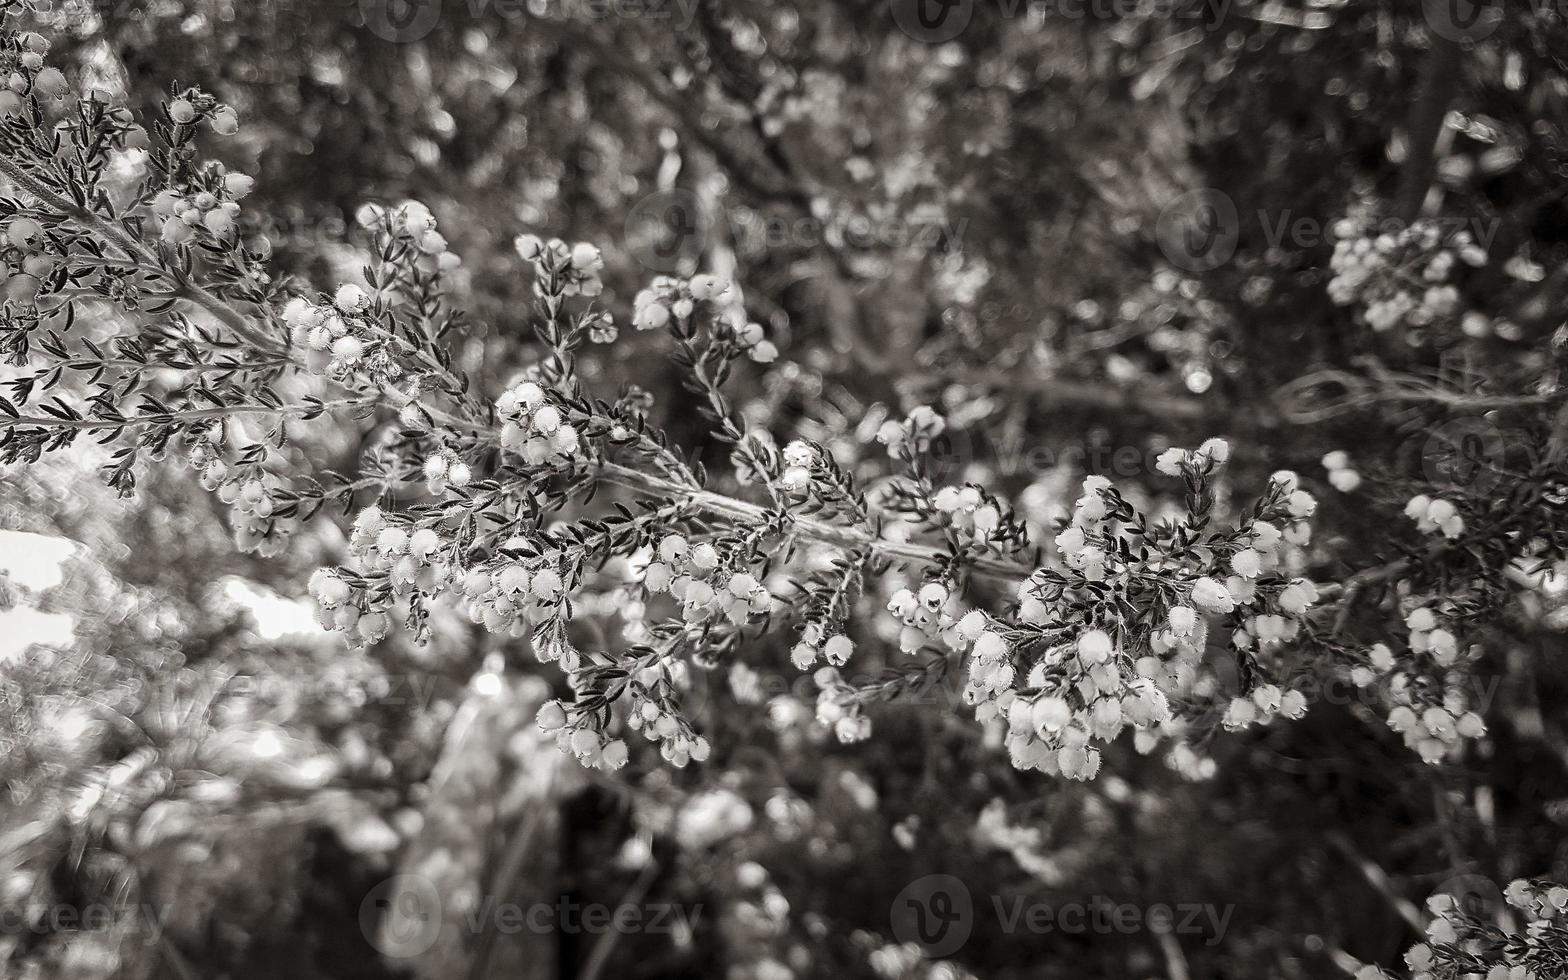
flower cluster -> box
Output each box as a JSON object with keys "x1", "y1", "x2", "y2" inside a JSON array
[
  {"x1": 642, "y1": 533, "x2": 775, "y2": 627},
  {"x1": 167, "y1": 91, "x2": 239, "y2": 135},
  {"x1": 776, "y1": 439, "x2": 818, "y2": 495},
  {"x1": 931, "y1": 483, "x2": 1008, "y2": 545},
  {"x1": 148, "y1": 171, "x2": 253, "y2": 246},
  {"x1": 495, "y1": 379, "x2": 583, "y2": 467},
  {"x1": 623, "y1": 676, "x2": 715, "y2": 766},
  {"x1": 1376, "y1": 605, "x2": 1486, "y2": 762},
  {"x1": 941, "y1": 444, "x2": 1334, "y2": 779},
  {"x1": 2, "y1": 16, "x2": 1543, "y2": 791},
  {"x1": 1221, "y1": 682, "x2": 1307, "y2": 730},
  {"x1": 419, "y1": 450, "x2": 473, "y2": 495},
  {"x1": 538, "y1": 661, "x2": 716, "y2": 769},
  {"x1": 308, "y1": 507, "x2": 449, "y2": 643},
  {"x1": 515, "y1": 233, "x2": 605, "y2": 297},
  {"x1": 1321, "y1": 449, "x2": 1362, "y2": 493},
  {"x1": 535, "y1": 698, "x2": 633, "y2": 770},
  {"x1": 790, "y1": 621, "x2": 855, "y2": 670},
  {"x1": 629, "y1": 273, "x2": 779, "y2": 363},
  {"x1": 985, "y1": 628, "x2": 1175, "y2": 780},
  {"x1": 886, "y1": 580, "x2": 969, "y2": 658},
  {"x1": 874, "y1": 405, "x2": 945, "y2": 457},
  {"x1": 358, "y1": 200, "x2": 462, "y2": 276},
  {"x1": 455, "y1": 549, "x2": 573, "y2": 640},
  {"x1": 0, "y1": 30, "x2": 64, "y2": 117},
  {"x1": 1405, "y1": 493, "x2": 1466, "y2": 539},
  {"x1": 282, "y1": 284, "x2": 402, "y2": 380},
  {"x1": 812, "y1": 667, "x2": 874, "y2": 744},
  {"x1": 1327, "y1": 212, "x2": 1487, "y2": 338},
  {"x1": 1, "y1": 215, "x2": 50, "y2": 300},
  {"x1": 174, "y1": 428, "x2": 297, "y2": 557},
  {"x1": 1359, "y1": 876, "x2": 1568, "y2": 980}
]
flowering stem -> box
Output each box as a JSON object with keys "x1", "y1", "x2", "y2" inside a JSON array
[
  {"x1": 0, "y1": 151, "x2": 284, "y2": 355},
  {"x1": 0, "y1": 397, "x2": 373, "y2": 430},
  {"x1": 593, "y1": 459, "x2": 1031, "y2": 582}
]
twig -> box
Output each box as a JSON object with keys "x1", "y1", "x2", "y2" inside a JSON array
[{"x1": 1327, "y1": 830, "x2": 1426, "y2": 933}]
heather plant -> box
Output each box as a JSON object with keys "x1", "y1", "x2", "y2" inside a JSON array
[
  {"x1": 3, "y1": 3, "x2": 1568, "y2": 979},
  {"x1": 0, "y1": 6, "x2": 1562, "y2": 785}
]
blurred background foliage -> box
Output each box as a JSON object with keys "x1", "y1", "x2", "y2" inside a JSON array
[{"x1": 3, "y1": 0, "x2": 1568, "y2": 978}]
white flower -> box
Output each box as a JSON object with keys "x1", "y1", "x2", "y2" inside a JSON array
[
  {"x1": 906, "y1": 406, "x2": 945, "y2": 436},
  {"x1": 1197, "y1": 437, "x2": 1230, "y2": 464},
  {"x1": 1277, "y1": 581, "x2": 1316, "y2": 615},
  {"x1": 691, "y1": 544, "x2": 720, "y2": 571},
  {"x1": 1168, "y1": 604, "x2": 1198, "y2": 635},
  {"x1": 634, "y1": 303, "x2": 671, "y2": 331},
  {"x1": 778, "y1": 465, "x2": 811, "y2": 492},
  {"x1": 601, "y1": 739, "x2": 629, "y2": 769},
  {"x1": 331, "y1": 335, "x2": 363, "y2": 361},
  {"x1": 1190, "y1": 577, "x2": 1234, "y2": 614},
  {"x1": 823, "y1": 634, "x2": 854, "y2": 665},
  {"x1": 1223, "y1": 697, "x2": 1257, "y2": 730},
  {"x1": 537, "y1": 700, "x2": 567, "y2": 731},
  {"x1": 1055, "y1": 526, "x2": 1087, "y2": 556},
  {"x1": 1286, "y1": 489, "x2": 1317, "y2": 518},
  {"x1": 531, "y1": 568, "x2": 563, "y2": 601},
  {"x1": 1230, "y1": 548, "x2": 1262, "y2": 578},
  {"x1": 1155, "y1": 447, "x2": 1187, "y2": 476},
  {"x1": 1250, "y1": 522, "x2": 1282, "y2": 550},
  {"x1": 956, "y1": 610, "x2": 988, "y2": 640},
  {"x1": 309, "y1": 569, "x2": 350, "y2": 606},
  {"x1": 1077, "y1": 629, "x2": 1113, "y2": 663},
  {"x1": 1427, "y1": 628, "x2": 1458, "y2": 664},
  {"x1": 1328, "y1": 468, "x2": 1361, "y2": 493},
  {"x1": 209, "y1": 105, "x2": 239, "y2": 135},
  {"x1": 689, "y1": 275, "x2": 730, "y2": 301},
  {"x1": 1404, "y1": 494, "x2": 1432, "y2": 519},
  {"x1": 570, "y1": 242, "x2": 602, "y2": 271},
  {"x1": 783, "y1": 440, "x2": 816, "y2": 467},
  {"x1": 1279, "y1": 690, "x2": 1308, "y2": 719},
  {"x1": 658, "y1": 534, "x2": 689, "y2": 564},
  {"x1": 973, "y1": 631, "x2": 1009, "y2": 662},
  {"x1": 335, "y1": 283, "x2": 368, "y2": 313},
  {"x1": 515, "y1": 234, "x2": 544, "y2": 260}
]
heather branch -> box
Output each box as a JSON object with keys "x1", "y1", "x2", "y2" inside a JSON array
[
  {"x1": 0, "y1": 150, "x2": 284, "y2": 355},
  {"x1": 0, "y1": 397, "x2": 374, "y2": 429}
]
